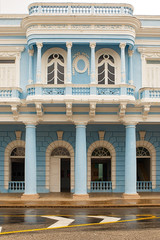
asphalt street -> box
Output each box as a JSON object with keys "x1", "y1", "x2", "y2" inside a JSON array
[{"x1": 0, "y1": 207, "x2": 160, "y2": 239}]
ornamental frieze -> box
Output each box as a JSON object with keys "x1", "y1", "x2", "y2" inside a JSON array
[{"x1": 27, "y1": 24, "x2": 135, "y2": 34}]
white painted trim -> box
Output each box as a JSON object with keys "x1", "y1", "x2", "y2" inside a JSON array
[
  {"x1": 45, "y1": 140, "x2": 74, "y2": 191},
  {"x1": 87, "y1": 140, "x2": 116, "y2": 190},
  {"x1": 41, "y1": 48, "x2": 67, "y2": 84},
  {"x1": 95, "y1": 48, "x2": 121, "y2": 85},
  {"x1": 136, "y1": 141, "x2": 156, "y2": 189},
  {"x1": 4, "y1": 140, "x2": 25, "y2": 190}
]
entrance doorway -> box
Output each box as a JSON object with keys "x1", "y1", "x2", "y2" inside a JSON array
[
  {"x1": 61, "y1": 158, "x2": 70, "y2": 192},
  {"x1": 136, "y1": 147, "x2": 150, "y2": 181},
  {"x1": 50, "y1": 147, "x2": 71, "y2": 192}
]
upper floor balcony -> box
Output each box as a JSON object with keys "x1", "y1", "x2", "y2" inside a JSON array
[{"x1": 28, "y1": 3, "x2": 134, "y2": 16}]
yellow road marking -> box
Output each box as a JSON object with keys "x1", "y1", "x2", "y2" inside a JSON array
[{"x1": 0, "y1": 215, "x2": 159, "y2": 235}]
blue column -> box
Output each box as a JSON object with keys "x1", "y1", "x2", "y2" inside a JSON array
[
  {"x1": 119, "y1": 43, "x2": 126, "y2": 83},
  {"x1": 74, "y1": 124, "x2": 88, "y2": 196},
  {"x1": 128, "y1": 49, "x2": 134, "y2": 85},
  {"x1": 28, "y1": 48, "x2": 34, "y2": 84},
  {"x1": 124, "y1": 124, "x2": 138, "y2": 196},
  {"x1": 66, "y1": 42, "x2": 72, "y2": 83},
  {"x1": 36, "y1": 42, "x2": 43, "y2": 83},
  {"x1": 23, "y1": 124, "x2": 39, "y2": 198},
  {"x1": 90, "y1": 42, "x2": 96, "y2": 84}
]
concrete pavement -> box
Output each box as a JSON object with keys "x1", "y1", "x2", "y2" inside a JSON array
[{"x1": 0, "y1": 192, "x2": 160, "y2": 207}]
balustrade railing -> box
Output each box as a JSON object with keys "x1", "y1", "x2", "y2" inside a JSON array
[
  {"x1": 137, "y1": 181, "x2": 152, "y2": 192},
  {"x1": 0, "y1": 87, "x2": 22, "y2": 98},
  {"x1": 8, "y1": 181, "x2": 25, "y2": 192},
  {"x1": 29, "y1": 3, "x2": 133, "y2": 16},
  {"x1": 139, "y1": 88, "x2": 160, "y2": 99},
  {"x1": 27, "y1": 84, "x2": 135, "y2": 98},
  {"x1": 91, "y1": 181, "x2": 112, "y2": 192}
]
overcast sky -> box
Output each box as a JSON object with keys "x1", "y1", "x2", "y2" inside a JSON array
[{"x1": 0, "y1": 0, "x2": 160, "y2": 15}]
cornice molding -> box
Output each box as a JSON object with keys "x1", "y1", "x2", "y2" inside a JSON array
[{"x1": 0, "y1": 46, "x2": 25, "y2": 53}]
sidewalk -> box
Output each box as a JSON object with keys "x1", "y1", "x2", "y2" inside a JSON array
[{"x1": 0, "y1": 192, "x2": 160, "y2": 207}]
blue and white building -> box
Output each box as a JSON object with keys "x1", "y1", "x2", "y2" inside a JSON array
[{"x1": 0, "y1": 2, "x2": 160, "y2": 199}]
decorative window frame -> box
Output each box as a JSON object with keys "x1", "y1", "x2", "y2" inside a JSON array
[
  {"x1": 45, "y1": 140, "x2": 74, "y2": 191},
  {"x1": 136, "y1": 140, "x2": 156, "y2": 189},
  {"x1": 4, "y1": 140, "x2": 25, "y2": 190},
  {"x1": 42, "y1": 48, "x2": 67, "y2": 84},
  {"x1": 95, "y1": 48, "x2": 121, "y2": 85},
  {"x1": 87, "y1": 140, "x2": 116, "y2": 190},
  {"x1": 138, "y1": 47, "x2": 160, "y2": 87},
  {"x1": 0, "y1": 46, "x2": 24, "y2": 87}
]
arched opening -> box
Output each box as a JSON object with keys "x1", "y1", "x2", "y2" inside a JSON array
[
  {"x1": 136, "y1": 146, "x2": 152, "y2": 191},
  {"x1": 91, "y1": 147, "x2": 112, "y2": 192},
  {"x1": 50, "y1": 147, "x2": 71, "y2": 192},
  {"x1": 9, "y1": 147, "x2": 25, "y2": 192}
]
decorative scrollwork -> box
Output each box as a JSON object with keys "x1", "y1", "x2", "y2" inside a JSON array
[
  {"x1": 97, "y1": 88, "x2": 120, "y2": 95},
  {"x1": 92, "y1": 147, "x2": 111, "y2": 157},
  {"x1": 43, "y1": 88, "x2": 65, "y2": 95},
  {"x1": 136, "y1": 147, "x2": 150, "y2": 157},
  {"x1": 11, "y1": 147, "x2": 25, "y2": 156},
  {"x1": 51, "y1": 147, "x2": 70, "y2": 156}
]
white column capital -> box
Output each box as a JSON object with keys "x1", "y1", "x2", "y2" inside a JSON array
[
  {"x1": 74, "y1": 121, "x2": 88, "y2": 127},
  {"x1": 28, "y1": 49, "x2": 34, "y2": 56},
  {"x1": 66, "y1": 42, "x2": 72, "y2": 48},
  {"x1": 36, "y1": 42, "x2": 43, "y2": 49},
  {"x1": 90, "y1": 42, "x2": 96, "y2": 49},
  {"x1": 23, "y1": 121, "x2": 38, "y2": 126},
  {"x1": 119, "y1": 42, "x2": 126, "y2": 49},
  {"x1": 128, "y1": 49, "x2": 134, "y2": 57},
  {"x1": 123, "y1": 121, "x2": 138, "y2": 127}
]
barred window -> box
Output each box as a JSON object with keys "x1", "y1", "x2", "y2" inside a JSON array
[
  {"x1": 47, "y1": 53, "x2": 65, "y2": 84},
  {"x1": 98, "y1": 54, "x2": 115, "y2": 85}
]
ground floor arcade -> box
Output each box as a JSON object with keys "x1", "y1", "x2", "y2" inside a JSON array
[{"x1": 0, "y1": 124, "x2": 159, "y2": 198}]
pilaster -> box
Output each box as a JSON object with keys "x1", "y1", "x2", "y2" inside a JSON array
[
  {"x1": 90, "y1": 42, "x2": 96, "y2": 84},
  {"x1": 66, "y1": 42, "x2": 72, "y2": 84},
  {"x1": 128, "y1": 49, "x2": 134, "y2": 85},
  {"x1": 119, "y1": 42, "x2": 126, "y2": 84},
  {"x1": 28, "y1": 48, "x2": 34, "y2": 84},
  {"x1": 36, "y1": 42, "x2": 43, "y2": 83}
]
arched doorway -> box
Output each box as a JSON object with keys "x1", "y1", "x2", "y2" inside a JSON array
[
  {"x1": 136, "y1": 147, "x2": 152, "y2": 191},
  {"x1": 91, "y1": 147, "x2": 112, "y2": 192},
  {"x1": 50, "y1": 147, "x2": 71, "y2": 192},
  {"x1": 9, "y1": 147, "x2": 25, "y2": 192}
]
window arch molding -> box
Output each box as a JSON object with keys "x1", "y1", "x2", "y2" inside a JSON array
[
  {"x1": 95, "y1": 48, "x2": 121, "y2": 85},
  {"x1": 87, "y1": 140, "x2": 116, "y2": 190},
  {"x1": 136, "y1": 140, "x2": 156, "y2": 189},
  {"x1": 42, "y1": 47, "x2": 67, "y2": 84},
  {"x1": 45, "y1": 140, "x2": 74, "y2": 191},
  {"x1": 4, "y1": 140, "x2": 25, "y2": 190}
]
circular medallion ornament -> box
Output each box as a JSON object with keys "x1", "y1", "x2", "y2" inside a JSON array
[{"x1": 73, "y1": 54, "x2": 89, "y2": 75}]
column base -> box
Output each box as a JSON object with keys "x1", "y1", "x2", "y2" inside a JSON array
[
  {"x1": 123, "y1": 193, "x2": 140, "y2": 199},
  {"x1": 21, "y1": 194, "x2": 40, "y2": 200},
  {"x1": 73, "y1": 194, "x2": 89, "y2": 200}
]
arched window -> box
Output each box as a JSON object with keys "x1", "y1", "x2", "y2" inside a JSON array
[
  {"x1": 47, "y1": 53, "x2": 65, "y2": 84},
  {"x1": 98, "y1": 54, "x2": 115, "y2": 84},
  {"x1": 96, "y1": 48, "x2": 121, "y2": 85},
  {"x1": 91, "y1": 147, "x2": 111, "y2": 182},
  {"x1": 42, "y1": 48, "x2": 67, "y2": 84},
  {"x1": 10, "y1": 147, "x2": 25, "y2": 181},
  {"x1": 136, "y1": 147, "x2": 150, "y2": 181}
]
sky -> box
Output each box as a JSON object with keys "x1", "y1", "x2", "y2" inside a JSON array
[{"x1": 0, "y1": 0, "x2": 160, "y2": 15}]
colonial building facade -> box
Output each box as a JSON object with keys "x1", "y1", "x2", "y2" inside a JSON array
[{"x1": 0, "y1": 2, "x2": 160, "y2": 199}]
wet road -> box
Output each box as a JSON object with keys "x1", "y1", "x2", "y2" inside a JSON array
[{"x1": 0, "y1": 208, "x2": 160, "y2": 239}]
